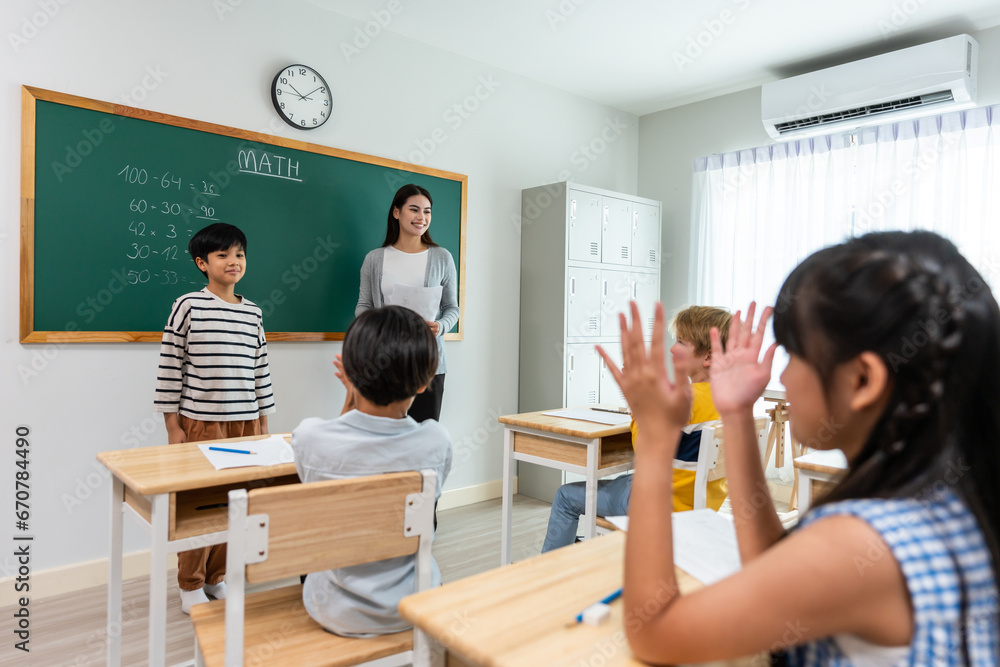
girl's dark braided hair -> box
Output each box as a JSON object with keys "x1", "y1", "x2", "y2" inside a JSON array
[{"x1": 773, "y1": 231, "x2": 1000, "y2": 665}]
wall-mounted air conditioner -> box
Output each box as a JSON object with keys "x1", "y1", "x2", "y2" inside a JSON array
[{"x1": 761, "y1": 34, "x2": 978, "y2": 140}]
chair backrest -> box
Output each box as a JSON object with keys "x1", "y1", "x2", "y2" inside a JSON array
[
  {"x1": 693, "y1": 418, "x2": 768, "y2": 510},
  {"x1": 222, "y1": 470, "x2": 437, "y2": 666}
]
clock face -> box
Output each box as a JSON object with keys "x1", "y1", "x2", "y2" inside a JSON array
[{"x1": 271, "y1": 64, "x2": 333, "y2": 130}]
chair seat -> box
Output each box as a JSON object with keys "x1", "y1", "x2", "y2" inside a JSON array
[{"x1": 190, "y1": 584, "x2": 413, "y2": 667}]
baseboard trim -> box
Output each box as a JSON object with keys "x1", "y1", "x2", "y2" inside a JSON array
[
  {"x1": 436, "y1": 476, "x2": 516, "y2": 511},
  {"x1": 1, "y1": 550, "x2": 180, "y2": 606},
  {"x1": 1, "y1": 477, "x2": 517, "y2": 604}
]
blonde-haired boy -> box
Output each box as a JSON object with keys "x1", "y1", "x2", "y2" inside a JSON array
[{"x1": 541, "y1": 305, "x2": 731, "y2": 552}]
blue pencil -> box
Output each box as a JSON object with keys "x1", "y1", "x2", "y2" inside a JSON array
[
  {"x1": 208, "y1": 446, "x2": 257, "y2": 455},
  {"x1": 574, "y1": 588, "x2": 623, "y2": 623}
]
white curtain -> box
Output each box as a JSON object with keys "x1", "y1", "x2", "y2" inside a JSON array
[
  {"x1": 854, "y1": 106, "x2": 1000, "y2": 286},
  {"x1": 691, "y1": 134, "x2": 854, "y2": 314},
  {"x1": 692, "y1": 104, "x2": 1000, "y2": 312}
]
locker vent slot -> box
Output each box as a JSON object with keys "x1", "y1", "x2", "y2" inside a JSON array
[
  {"x1": 588, "y1": 317, "x2": 598, "y2": 332},
  {"x1": 590, "y1": 242, "x2": 599, "y2": 256},
  {"x1": 620, "y1": 246, "x2": 629, "y2": 259},
  {"x1": 587, "y1": 391, "x2": 597, "y2": 403},
  {"x1": 649, "y1": 250, "x2": 657, "y2": 263}
]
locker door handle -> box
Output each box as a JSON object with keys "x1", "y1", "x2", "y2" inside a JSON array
[
  {"x1": 570, "y1": 277, "x2": 575, "y2": 296},
  {"x1": 570, "y1": 199, "x2": 577, "y2": 219},
  {"x1": 602, "y1": 280, "x2": 608, "y2": 298},
  {"x1": 632, "y1": 282, "x2": 637, "y2": 299},
  {"x1": 568, "y1": 354, "x2": 575, "y2": 373},
  {"x1": 633, "y1": 210, "x2": 638, "y2": 231},
  {"x1": 603, "y1": 206, "x2": 609, "y2": 226}
]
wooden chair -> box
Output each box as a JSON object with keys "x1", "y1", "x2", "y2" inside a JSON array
[
  {"x1": 693, "y1": 417, "x2": 769, "y2": 509},
  {"x1": 190, "y1": 470, "x2": 438, "y2": 667}
]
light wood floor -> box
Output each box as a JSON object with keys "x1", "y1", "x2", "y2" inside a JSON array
[{"x1": 0, "y1": 495, "x2": 551, "y2": 666}]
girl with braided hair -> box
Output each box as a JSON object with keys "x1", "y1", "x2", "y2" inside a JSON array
[{"x1": 601, "y1": 231, "x2": 998, "y2": 666}]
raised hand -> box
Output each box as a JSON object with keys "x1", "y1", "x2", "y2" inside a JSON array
[
  {"x1": 597, "y1": 302, "x2": 692, "y2": 441},
  {"x1": 333, "y1": 353, "x2": 358, "y2": 414},
  {"x1": 708, "y1": 302, "x2": 777, "y2": 416}
]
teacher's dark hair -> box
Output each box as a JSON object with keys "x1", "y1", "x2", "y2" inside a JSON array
[
  {"x1": 382, "y1": 183, "x2": 438, "y2": 248},
  {"x1": 342, "y1": 306, "x2": 438, "y2": 406},
  {"x1": 189, "y1": 223, "x2": 247, "y2": 278}
]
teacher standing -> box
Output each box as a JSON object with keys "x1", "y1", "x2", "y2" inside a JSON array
[{"x1": 356, "y1": 184, "x2": 459, "y2": 422}]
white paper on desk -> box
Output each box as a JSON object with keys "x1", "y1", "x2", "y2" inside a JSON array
[
  {"x1": 672, "y1": 509, "x2": 741, "y2": 585},
  {"x1": 198, "y1": 435, "x2": 295, "y2": 470},
  {"x1": 601, "y1": 510, "x2": 741, "y2": 585},
  {"x1": 541, "y1": 408, "x2": 632, "y2": 425},
  {"x1": 606, "y1": 515, "x2": 629, "y2": 531},
  {"x1": 385, "y1": 283, "x2": 443, "y2": 321}
]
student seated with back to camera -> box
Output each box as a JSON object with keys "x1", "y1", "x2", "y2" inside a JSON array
[
  {"x1": 541, "y1": 306, "x2": 732, "y2": 552},
  {"x1": 291, "y1": 305, "x2": 452, "y2": 637}
]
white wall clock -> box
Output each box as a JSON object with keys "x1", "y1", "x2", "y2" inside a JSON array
[{"x1": 270, "y1": 64, "x2": 333, "y2": 130}]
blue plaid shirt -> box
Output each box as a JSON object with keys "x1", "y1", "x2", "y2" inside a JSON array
[{"x1": 788, "y1": 488, "x2": 999, "y2": 666}]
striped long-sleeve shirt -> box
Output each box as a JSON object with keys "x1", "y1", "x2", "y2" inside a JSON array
[{"x1": 154, "y1": 288, "x2": 276, "y2": 421}]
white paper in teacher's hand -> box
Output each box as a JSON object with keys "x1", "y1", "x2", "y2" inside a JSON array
[{"x1": 385, "y1": 283, "x2": 443, "y2": 321}]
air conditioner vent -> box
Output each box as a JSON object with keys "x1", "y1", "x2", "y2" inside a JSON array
[
  {"x1": 774, "y1": 91, "x2": 954, "y2": 135},
  {"x1": 761, "y1": 34, "x2": 978, "y2": 140}
]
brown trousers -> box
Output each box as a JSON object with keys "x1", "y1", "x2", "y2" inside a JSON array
[{"x1": 175, "y1": 416, "x2": 262, "y2": 590}]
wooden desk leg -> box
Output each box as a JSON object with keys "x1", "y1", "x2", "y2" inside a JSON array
[
  {"x1": 107, "y1": 477, "x2": 124, "y2": 667},
  {"x1": 789, "y1": 434, "x2": 802, "y2": 511},
  {"x1": 582, "y1": 437, "x2": 599, "y2": 541},
  {"x1": 149, "y1": 493, "x2": 169, "y2": 667},
  {"x1": 775, "y1": 413, "x2": 786, "y2": 469},
  {"x1": 500, "y1": 428, "x2": 515, "y2": 566},
  {"x1": 763, "y1": 411, "x2": 778, "y2": 472}
]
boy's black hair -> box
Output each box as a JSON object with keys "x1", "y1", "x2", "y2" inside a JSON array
[
  {"x1": 189, "y1": 223, "x2": 248, "y2": 278},
  {"x1": 342, "y1": 306, "x2": 438, "y2": 406}
]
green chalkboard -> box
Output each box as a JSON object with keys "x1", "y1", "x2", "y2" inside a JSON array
[{"x1": 20, "y1": 87, "x2": 466, "y2": 343}]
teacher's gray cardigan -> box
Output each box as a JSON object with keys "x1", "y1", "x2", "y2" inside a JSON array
[{"x1": 356, "y1": 246, "x2": 459, "y2": 375}]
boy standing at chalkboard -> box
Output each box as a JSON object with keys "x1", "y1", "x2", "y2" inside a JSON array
[{"x1": 153, "y1": 222, "x2": 276, "y2": 614}]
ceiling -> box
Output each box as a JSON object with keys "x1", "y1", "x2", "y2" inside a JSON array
[{"x1": 306, "y1": 0, "x2": 1000, "y2": 116}]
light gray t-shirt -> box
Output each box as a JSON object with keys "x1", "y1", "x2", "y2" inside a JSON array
[{"x1": 291, "y1": 409, "x2": 452, "y2": 637}]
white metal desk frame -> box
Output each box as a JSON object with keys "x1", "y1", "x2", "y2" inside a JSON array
[
  {"x1": 107, "y1": 478, "x2": 225, "y2": 667},
  {"x1": 500, "y1": 423, "x2": 633, "y2": 566}
]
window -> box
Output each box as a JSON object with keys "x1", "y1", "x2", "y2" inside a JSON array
[{"x1": 692, "y1": 105, "x2": 1000, "y2": 313}]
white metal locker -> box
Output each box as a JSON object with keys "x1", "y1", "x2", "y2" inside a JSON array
[
  {"x1": 601, "y1": 197, "x2": 632, "y2": 266},
  {"x1": 600, "y1": 269, "x2": 632, "y2": 336},
  {"x1": 631, "y1": 272, "x2": 660, "y2": 339},
  {"x1": 566, "y1": 266, "x2": 601, "y2": 337},
  {"x1": 567, "y1": 190, "x2": 602, "y2": 262},
  {"x1": 598, "y1": 342, "x2": 626, "y2": 406},
  {"x1": 565, "y1": 344, "x2": 600, "y2": 407},
  {"x1": 631, "y1": 202, "x2": 660, "y2": 269}
]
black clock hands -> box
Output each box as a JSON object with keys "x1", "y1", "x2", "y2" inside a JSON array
[{"x1": 286, "y1": 83, "x2": 309, "y2": 101}]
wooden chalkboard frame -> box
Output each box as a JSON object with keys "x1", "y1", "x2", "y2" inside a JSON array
[{"x1": 20, "y1": 86, "x2": 467, "y2": 343}]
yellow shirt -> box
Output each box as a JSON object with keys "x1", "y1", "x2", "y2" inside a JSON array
[
  {"x1": 628, "y1": 382, "x2": 718, "y2": 449},
  {"x1": 627, "y1": 382, "x2": 727, "y2": 511}
]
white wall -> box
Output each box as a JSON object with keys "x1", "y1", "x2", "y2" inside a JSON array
[
  {"x1": 0, "y1": 0, "x2": 638, "y2": 575},
  {"x1": 639, "y1": 24, "x2": 1000, "y2": 311}
]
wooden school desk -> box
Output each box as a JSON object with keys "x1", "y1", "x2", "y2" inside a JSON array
[
  {"x1": 399, "y1": 530, "x2": 765, "y2": 667},
  {"x1": 793, "y1": 449, "x2": 848, "y2": 512},
  {"x1": 498, "y1": 410, "x2": 633, "y2": 565},
  {"x1": 97, "y1": 434, "x2": 298, "y2": 667}
]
